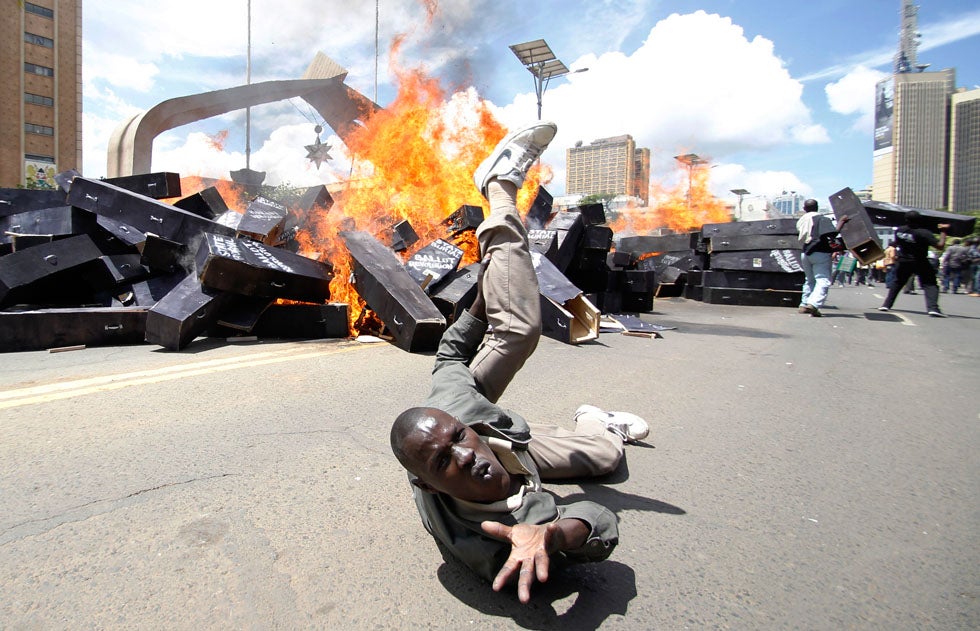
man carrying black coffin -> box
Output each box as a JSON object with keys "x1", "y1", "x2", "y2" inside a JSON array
[{"x1": 389, "y1": 121, "x2": 650, "y2": 604}]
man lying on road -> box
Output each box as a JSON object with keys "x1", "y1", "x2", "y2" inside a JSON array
[{"x1": 390, "y1": 121, "x2": 650, "y2": 603}]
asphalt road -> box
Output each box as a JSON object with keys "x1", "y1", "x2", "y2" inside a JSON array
[{"x1": 1, "y1": 285, "x2": 978, "y2": 630}]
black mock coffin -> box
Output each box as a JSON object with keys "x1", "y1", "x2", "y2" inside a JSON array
[
  {"x1": 67, "y1": 177, "x2": 235, "y2": 248},
  {"x1": 195, "y1": 233, "x2": 333, "y2": 302},
  {"x1": 340, "y1": 230, "x2": 446, "y2": 352},
  {"x1": 104, "y1": 172, "x2": 181, "y2": 199},
  {"x1": 862, "y1": 200, "x2": 976, "y2": 237},
  {"x1": 701, "y1": 287, "x2": 802, "y2": 307},
  {"x1": 709, "y1": 249, "x2": 803, "y2": 274},
  {"x1": 532, "y1": 251, "x2": 599, "y2": 344},
  {"x1": 708, "y1": 234, "x2": 800, "y2": 252},
  {"x1": 145, "y1": 273, "x2": 232, "y2": 351},
  {"x1": 0, "y1": 307, "x2": 148, "y2": 352},
  {"x1": 701, "y1": 218, "x2": 798, "y2": 238},
  {"x1": 403, "y1": 239, "x2": 464, "y2": 288},
  {"x1": 0, "y1": 234, "x2": 104, "y2": 307},
  {"x1": 828, "y1": 187, "x2": 885, "y2": 264}
]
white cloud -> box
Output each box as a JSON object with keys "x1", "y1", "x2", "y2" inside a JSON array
[
  {"x1": 81, "y1": 6, "x2": 828, "y2": 198},
  {"x1": 150, "y1": 125, "x2": 352, "y2": 189},
  {"x1": 709, "y1": 162, "x2": 811, "y2": 200},
  {"x1": 825, "y1": 65, "x2": 889, "y2": 133},
  {"x1": 495, "y1": 11, "x2": 826, "y2": 194}
]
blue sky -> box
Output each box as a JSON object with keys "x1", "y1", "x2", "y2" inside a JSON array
[{"x1": 82, "y1": 0, "x2": 980, "y2": 207}]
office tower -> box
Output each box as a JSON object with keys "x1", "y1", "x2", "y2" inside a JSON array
[
  {"x1": 872, "y1": 69, "x2": 955, "y2": 208},
  {"x1": 566, "y1": 135, "x2": 650, "y2": 205},
  {"x1": 0, "y1": 1, "x2": 82, "y2": 188},
  {"x1": 770, "y1": 192, "x2": 806, "y2": 217},
  {"x1": 949, "y1": 88, "x2": 980, "y2": 213}
]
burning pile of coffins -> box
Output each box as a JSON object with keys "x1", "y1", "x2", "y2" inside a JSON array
[
  {"x1": 0, "y1": 172, "x2": 643, "y2": 353},
  {"x1": 0, "y1": 173, "x2": 349, "y2": 353}
]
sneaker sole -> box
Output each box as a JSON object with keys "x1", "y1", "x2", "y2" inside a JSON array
[{"x1": 474, "y1": 122, "x2": 557, "y2": 196}]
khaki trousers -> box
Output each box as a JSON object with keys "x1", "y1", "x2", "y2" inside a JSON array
[
  {"x1": 527, "y1": 417, "x2": 625, "y2": 480},
  {"x1": 469, "y1": 180, "x2": 541, "y2": 403}
]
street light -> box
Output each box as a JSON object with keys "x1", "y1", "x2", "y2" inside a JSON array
[
  {"x1": 510, "y1": 39, "x2": 588, "y2": 120},
  {"x1": 674, "y1": 153, "x2": 708, "y2": 209},
  {"x1": 730, "y1": 188, "x2": 750, "y2": 220}
]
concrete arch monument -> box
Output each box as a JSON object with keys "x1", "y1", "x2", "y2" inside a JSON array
[{"x1": 106, "y1": 53, "x2": 379, "y2": 177}]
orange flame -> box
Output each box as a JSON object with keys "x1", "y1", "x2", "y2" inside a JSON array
[
  {"x1": 296, "y1": 62, "x2": 548, "y2": 332},
  {"x1": 162, "y1": 175, "x2": 250, "y2": 212},
  {"x1": 207, "y1": 130, "x2": 229, "y2": 152},
  {"x1": 609, "y1": 161, "x2": 731, "y2": 236}
]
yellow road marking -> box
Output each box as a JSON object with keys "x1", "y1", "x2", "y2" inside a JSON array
[{"x1": 0, "y1": 343, "x2": 368, "y2": 410}]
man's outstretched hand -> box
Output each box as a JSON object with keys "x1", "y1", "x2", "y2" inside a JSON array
[
  {"x1": 481, "y1": 521, "x2": 556, "y2": 603},
  {"x1": 481, "y1": 518, "x2": 590, "y2": 604}
]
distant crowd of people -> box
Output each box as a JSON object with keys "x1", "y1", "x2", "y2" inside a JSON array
[
  {"x1": 797, "y1": 202, "x2": 978, "y2": 319},
  {"x1": 830, "y1": 236, "x2": 980, "y2": 297}
]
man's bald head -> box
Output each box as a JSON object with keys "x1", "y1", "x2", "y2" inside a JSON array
[
  {"x1": 389, "y1": 406, "x2": 513, "y2": 502},
  {"x1": 390, "y1": 407, "x2": 450, "y2": 473}
]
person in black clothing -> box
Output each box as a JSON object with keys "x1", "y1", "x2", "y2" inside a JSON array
[{"x1": 878, "y1": 211, "x2": 950, "y2": 317}]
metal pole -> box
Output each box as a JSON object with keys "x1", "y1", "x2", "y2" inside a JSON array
[
  {"x1": 534, "y1": 66, "x2": 544, "y2": 120},
  {"x1": 245, "y1": 0, "x2": 252, "y2": 170}
]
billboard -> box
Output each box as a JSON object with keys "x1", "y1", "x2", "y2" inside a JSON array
[
  {"x1": 873, "y1": 78, "x2": 894, "y2": 155},
  {"x1": 25, "y1": 160, "x2": 57, "y2": 189}
]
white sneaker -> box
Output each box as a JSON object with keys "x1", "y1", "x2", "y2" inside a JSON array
[
  {"x1": 574, "y1": 404, "x2": 650, "y2": 443},
  {"x1": 877, "y1": 306, "x2": 889, "y2": 312},
  {"x1": 473, "y1": 121, "x2": 557, "y2": 197}
]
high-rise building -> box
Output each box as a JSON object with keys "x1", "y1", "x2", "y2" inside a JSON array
[
  {"x1": 871, "y1": 69, "x2": 955, "y2": 208},
  {"x1": 566, "y1": 135, "x2": 650, "y2": 204},
  {"x1": 949, "y1": 88, "x2": 980, "y2": 213},
  {"x1": 770, "y1": 192, "x2": 806, "y2": 217},
  {"x1": 0, "y1": 1, "x2": 82, "y2": 189}
]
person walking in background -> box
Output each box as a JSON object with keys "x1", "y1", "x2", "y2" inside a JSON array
[
  {"x1": 796, "y1": 199, "x2": 849, "y2": 317},
  {"x1": 833, "y1": 251, "x2": 857, "y2": 287},
  {"x1": 882, "y1": 243, "x2": 898, "y2": 290},
  {"x1": 966, "y1": 238, "x2": 980, "y2": 296},
  {"x1": 941, "y1": 238, "x2": 970, "y2": 294},
  {"x1": 878, "y1": 211, "x2": 949, "y2": 317}
]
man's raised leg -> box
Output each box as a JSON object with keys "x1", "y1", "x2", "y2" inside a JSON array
[{"x1": 468, "y1": 122, "x2": 557, "y2": 402}]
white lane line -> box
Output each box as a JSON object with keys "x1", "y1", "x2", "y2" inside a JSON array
[{"x1": 0, "y1": 344, "x2": 367, "y2": 410}]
